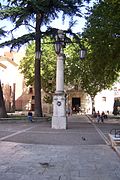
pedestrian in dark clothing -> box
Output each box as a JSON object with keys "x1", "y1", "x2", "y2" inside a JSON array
[
  {"x1": 101, "y1": 111, "x2": 107, "y2": 122},
  {"x1": 96, "y1": 111, "x2": 101, "y2": 123},
  {"x1": 28, "y1": 110, "x2": 33, "y2": 122},
  {"x1": 101, "y1": 112, "x2": 104, "y2": 123}
]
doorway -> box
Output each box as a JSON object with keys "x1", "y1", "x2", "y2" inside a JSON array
[{"x1": 72, "y1": 97, "x2": 81, "y2": 113}]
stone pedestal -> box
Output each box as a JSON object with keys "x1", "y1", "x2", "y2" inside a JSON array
[{"x1": 52, "y1": 94, "x2": 67, "y2": 129}]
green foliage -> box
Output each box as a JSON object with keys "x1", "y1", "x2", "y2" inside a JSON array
[
  {"x1": 19, "y1": 42, "x2": 35, "y2": 86},
  {"x1": 20, "y1": 34, "x2": 119, "y2": 104},
  {"x1": 0, "y1": 0, "x2": 91, "y2": 116},
  {"x1": 79, "y1": 57, "x2": 116, "y2": 97},
  {"x1": 19, "y1": 37, "x2": 85, "y2": 103},
  {"x1": 65, "y1": 38, "x2": 119, "y2": 98},
  {"x1": 83, "y1": 0, "x2": 120, "y2": 71},
  {"x1": 65, "y1": 43, "x2": 81, "y2": 85},
  {"x1": 19, "y1": 37, "x2": 56, "y2": 103},
  {"x1": 41, "y1": 37, "x2": 56, "y2": 94},
  {"x1": 82, "y1": 0, "x2": 120, "y2": 97}
]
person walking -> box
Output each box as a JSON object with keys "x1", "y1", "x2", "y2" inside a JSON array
[
  {"x1": 28, "y1": 110, "x2": 33, "y2": 122},
  {"x1": 101, "y1": 111, "x2": 104, "y2": 123},
  {"x1": 96, "y1": 111, "x2": 101, "y2": 123},
  {"x1": 101, "y1": 111, "x2": 107, "y2": 123},
  {"x1": 66, "y1": 106, "x2": 72, "y2": 116}
]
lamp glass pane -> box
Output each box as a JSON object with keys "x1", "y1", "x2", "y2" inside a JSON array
[
  {"x1": 80, "y1": 49, "x2": 86, "y2": 59},
  {"x1": 55, "y1": 42, "x2": 61, "y2": 54}
]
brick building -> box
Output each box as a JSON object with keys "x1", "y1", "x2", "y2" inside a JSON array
[{"x1": 0, "y1": 51, "x2": 32, "y2": 112}]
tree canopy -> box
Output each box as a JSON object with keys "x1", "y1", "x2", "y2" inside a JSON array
[
  {"x1": 0, "y1": 0, "x2": 91, "y2": 116},
  {"x1": 83, "y1": 0, "x2": 120, "y2": 74},
  {"x1": 81, "y1": 0, "x2": 120, "y2": 112},
  {"x1": 20, "y1": 35, "x2": 116, "y2": 107},
  {"x1": 0, "y1": 0, "x2": 90, "y2": 49}
]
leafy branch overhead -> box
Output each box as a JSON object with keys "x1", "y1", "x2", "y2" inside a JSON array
[
  {"x1": 0, "y1": 32, "x2": 35, "y2": 49},
  {"x1": 0, "y1": 0, "x2": 91, "y2": 117},
  {"x1": 83, "y1": 0, "x2": 120, "y2": 72},
  {"x1": 0, "y1": 28, "x2": 6, "y2": 38},
  {"x1": 0, "y1": 0, "x2": 90, "y2": 49}
]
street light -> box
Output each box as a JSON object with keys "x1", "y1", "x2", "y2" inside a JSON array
[
  {"x1": 54, "y1": 30, "x2": 86, "y2": 59},
  {"x1": 52, "y1": 30, "x2": 66, "y2": 129},
  {"x1": 80, "y1": 48, "x2": 86, "y2": 59},
  {"x1": 54, "y1": 30, "x2": 65, "y2": 54},
  {"x1": 112, "y1": 33, "x2": 120, "y2": 38},
  {"x1": 52, "y1": 29, "x2": 86, "y2": 129}
]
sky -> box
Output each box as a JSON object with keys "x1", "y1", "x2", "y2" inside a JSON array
[{"x1": 0, "y1": 0, "x2": 96, "y2": 55}]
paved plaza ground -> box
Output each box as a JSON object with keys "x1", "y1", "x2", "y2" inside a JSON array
[{"x1": 0, "y1": 115, "x2": 120, "y2": 180}]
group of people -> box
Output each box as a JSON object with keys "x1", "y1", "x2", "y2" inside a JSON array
[
  {"x1": 27, "y1": 108, "x2": 108, "y2": 123},
  {"x1": 96, "y1": 111, "x2": 108, "y2": 123}
]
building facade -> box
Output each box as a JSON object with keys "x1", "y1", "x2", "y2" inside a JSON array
[
  {"x1": 66, "y1": 84, "x2": 120, "y2": 115},
  {"x1": 0, "y1": 51, "x2": 32, "y2": 112},
  {"x1": 0, "y1": 51, "x2": 119, "y2": 115}
]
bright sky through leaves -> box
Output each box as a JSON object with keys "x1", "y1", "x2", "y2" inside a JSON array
[{"x1": 0, "y1": 0, "x2": 95, "y2": 54}]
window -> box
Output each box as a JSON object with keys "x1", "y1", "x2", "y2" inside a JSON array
[
  {"x1": 29, "y1": 87, "x2": 33, "y2": 94},
  {"x1": 32, "y1": 96, "x2": 35, "y2": 100},
  {"x1": 102, "y1": 97, "x2": 106, "y2": 102}
]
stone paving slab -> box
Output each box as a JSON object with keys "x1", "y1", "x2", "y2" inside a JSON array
[
  {"x1": 0, "y1": 118, "x2": 105, "y2": 145},
  {"x1": 0, "y1": 142, "x2": 120, "y2": 180},
  {"x1": 2, "y1": 131, "x2": 105, "y2": 145},
  {"x1": 0, "y1": 115, "x2": 120, "y2": 180}
]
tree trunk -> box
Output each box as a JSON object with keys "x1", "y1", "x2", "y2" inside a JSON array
[
  {"x1": 0, "y1": 82, "x2": 7, "y2": 118},
  {"x1": 91, "y1": 96, "x2": 95, "y2": 114},
  {"x1": 34, "y1": 13, "x2": 43, "y2": 117}
]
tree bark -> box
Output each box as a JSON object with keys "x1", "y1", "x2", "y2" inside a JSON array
[
  {"x1": 91, "y1": 96, "x2": 95, "y2": 114},
  {"x1": 34, "y1": 13, "x2": 43, "y2": 117},
  {"x1": 0, "y1": 82, "x2": 7, "y2": 118}
]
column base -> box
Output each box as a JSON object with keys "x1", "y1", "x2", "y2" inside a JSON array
[
  {"x1": 52, "y1": 116, "x2": 67, "y2": 129},
  {"x1": 52, "y1": 94, "x2": 67, "y2": 129}
]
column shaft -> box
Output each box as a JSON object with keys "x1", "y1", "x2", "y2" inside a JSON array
[{"x1": 56, "y1": 54, "x2": 64, "y2": 94}]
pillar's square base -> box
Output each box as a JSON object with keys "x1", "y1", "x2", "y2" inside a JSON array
[
  {"x1": 52, "y1": 116, "x2": 67, "y2": 129},
  {"x1": 52, "y1": 94, "x2": 67, "y2": 129}
]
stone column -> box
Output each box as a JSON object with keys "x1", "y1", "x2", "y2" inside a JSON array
[
  {"x1": 52, "y1": 49, "x2": 67, "y2": 129},
  {"x1": 56, "y1": 51, "x2": 64, "y2": 93}
]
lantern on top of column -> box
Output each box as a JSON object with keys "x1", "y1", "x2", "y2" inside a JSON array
[
  {"x1": 54, "y1": 30, "x2": 65, "y2": 55},
  {"x1": 80, "y1": 48, "x2": 86, "y2": 60}
]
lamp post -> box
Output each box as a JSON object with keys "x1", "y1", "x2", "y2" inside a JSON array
[
  {"x1": 52, "y1": 29, "x2": 86, "y2": 129},
  {"x1": 112, "y1": 34, "x2": 120, "y2": 38},
  {"x1": 80, "y1": 49, "x2": 86, "y2": 59},
  {"x1": 52, "y1": 30, "x2": 66, "y2": 129}
]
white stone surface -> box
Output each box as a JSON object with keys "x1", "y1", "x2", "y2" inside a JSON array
[
  {"x1": 56, "y1": 54, "x2": 64, "y2": 93},
  {"x1": 52, "y1": 44, "x2": 67, "y2": 129},
  {"x1": 52, "y1": 116, "x2": 67, "y2": 129},
  {"x1": 52, "y1": 94, "x2": 67, "y2": 129},
  {"x1": 52, "y1": 95, "x2": 66, "y2": 116}
]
